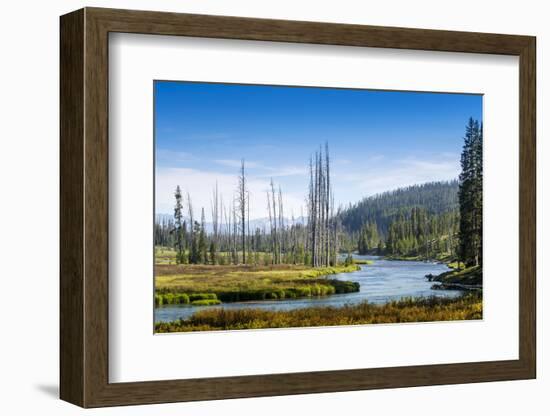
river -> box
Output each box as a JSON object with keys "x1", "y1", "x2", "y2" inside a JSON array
[{"x1": 154, "y1": 255, "x2": 462, "y2": 323}]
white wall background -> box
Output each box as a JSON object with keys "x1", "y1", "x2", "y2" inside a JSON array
[{"x1": 0, "y1": 0, "x2": 545, "y2": 414}]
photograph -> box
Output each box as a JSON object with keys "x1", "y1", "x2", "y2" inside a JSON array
[{"x1": 153, "y1": 81, "x2": 483, "y2": 333}]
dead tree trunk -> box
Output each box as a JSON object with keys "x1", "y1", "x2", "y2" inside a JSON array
[{"x1": 237, "y1": 160, "x2": 247, "y2": 264}]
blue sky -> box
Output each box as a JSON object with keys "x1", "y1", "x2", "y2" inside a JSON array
[{"x1": 155, "y1": 81, "x2": 482, "y2": 219}]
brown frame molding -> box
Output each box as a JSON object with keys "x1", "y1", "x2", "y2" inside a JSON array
[{"x1": 60, "y1": 7, "x2": 536, "y2": 408}]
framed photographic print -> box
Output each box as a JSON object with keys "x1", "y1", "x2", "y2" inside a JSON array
[{"x1": 60, "y1": 7, "x2": 536, "y2": 407}]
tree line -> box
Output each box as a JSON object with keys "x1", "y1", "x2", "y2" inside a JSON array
[
  {"x1": 338, "y1": 180, "x2": 459, "y2": 237},
  {"x1": 155, "y1": 144, "x2": 343, "y2": 266},
  {"x1": 342, "y1": 118, "x2": 482, "y2": 266},
  {"x1": 155, "y1": 117, "x2": 483, "y2": 268}
]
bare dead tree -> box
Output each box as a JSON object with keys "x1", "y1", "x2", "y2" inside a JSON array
[
  {"x1": 330, "y1": 195, "x2": 336, "y2": 265},
  {"x1": 270, "y1": 178, "x2": 278, "y2": 264},
  {"x1": 266, "y1": 190, "x2": 273, "y2": 263},
  {"x1": 278, "y1": 186, "x2": 285, "y2": 262},
  {"x1": 210, "y1": 182, "x2": 219, "y2": 262},
  {"x1": 232, "y1": 198, "x2": 239, "y2": 264},
  {"x1": 290, "y1": 210, "x2": 296, "y2": 264},
  {"x1": 319, "y1": 149, "x2": 326, "y2": 266},
  {"x1": 309, "y1": 156, "x2": 317, "y2": 267},
  {"x1": 306, "y1": 144, "x2": 333, "y2": 268},
  {"x1": 237, "y1": 160, "x2": 247, "y2": 264},
  {"x1": 223, "y1": 198, "x2": 231, "y2": 264},
  {"x1": 325, "y1": 142, "x2": 331, "y2": 266},
  {"x1": 316, "y1": 151, "x2": 322, "y2": 266},
  {"x1": 247, "y1": 191, "x2": 251, "y2": 262}
]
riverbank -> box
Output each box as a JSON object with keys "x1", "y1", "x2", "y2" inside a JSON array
[
  {"x1": 155, "y1": 263, "x2": 361, "y2": 304},
  {"x1": 383, "y1": 254, "x2": 454, "y2": 264},
  {"x1": 429, "y1": 265, "x2": 482, "y2": 291},
  {"x1": 353, "y1": 258, "x2": 374, "y2": 265},
  {"x1": 155, "y1": 292, "x2": 482, "y2": 332}
]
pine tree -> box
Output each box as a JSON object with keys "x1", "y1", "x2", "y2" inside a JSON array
[
  {"x1": 458, "y1": 118, "x2": 483, "y2": 267},
  {"x1": 187, "y1": 193, "x2": 196, "y2": 263},
  {"x1": 190, "y1": 221, "x2": 200, "y2": 264}
]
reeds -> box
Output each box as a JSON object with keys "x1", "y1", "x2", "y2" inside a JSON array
[{"x1": 155, "y1": 293, "x2": 482, "y2": 332}]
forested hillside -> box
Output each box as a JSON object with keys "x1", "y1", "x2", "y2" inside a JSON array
[
  {"x1": 339, "y1": 181, "x2": 459, "y2": 237},
  {"x1": 338, "y1": 117, "x2": 482, "y2": 266}
]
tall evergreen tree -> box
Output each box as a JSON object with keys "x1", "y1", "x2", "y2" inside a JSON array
[
  {"x1": 458, "y1": 118, "x2": 483, "y2": 267},
  {"x1": 190, "y1": 221, "x2": 200, "y2": 264},
  {"x1": 173, "y1": 186, "x2": 185, "y2": 264},
  {"x1": 357, "y1": 222, "x2": 379, "y2": 254}
]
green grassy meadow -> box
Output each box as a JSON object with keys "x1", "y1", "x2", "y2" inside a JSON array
[{"x1": 155, "y1": 262, "x2": 361, "y2": 304}]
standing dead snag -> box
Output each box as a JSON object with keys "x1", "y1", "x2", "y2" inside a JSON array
[
  {"x1": 210, "y1": 182, "x2": 219, "y2": 264},
  {"x1": 325, "y1": 142, "x2": 331, "y2": 266},
  {"x1": 270, "y1": 178, "x2": 279, "y2": 264},
  {"x1": 307, "y1": 144, "x2": 333, "y2": 267},
  {"x1": 237, "y1": 160, "x2": 247, "y2": 264},
  {"x1": 278, "y1": 186, "x2": 285, "y2": 263}
]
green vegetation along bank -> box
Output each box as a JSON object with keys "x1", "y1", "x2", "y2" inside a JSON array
[
  {"x1": 155, "y1": 292, "x2": 482, "y2": 332},
  {"x1": 155, "y1": 263, "x2": 361, "y2": 304},
  {"x1": 430, "y1": 265, "x2": 482, "y2": 291}
]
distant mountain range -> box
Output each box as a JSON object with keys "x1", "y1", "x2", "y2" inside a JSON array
[
  {"x1": 155, "y1": 213, "x2": 306, "y2": 233},
  {"x1": 157, "y1": 180, "x2": 459, "y2": 236}
]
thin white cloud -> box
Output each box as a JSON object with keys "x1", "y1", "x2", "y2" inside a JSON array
[
  {"x1": 334, "y1": 158, "x2": 352, "y2": 165},
  {"x1": 156, "y1": 149, "x2": 194, "y2": 164},
  {"x1": 333, "y1": 154, "x2": 459, "y2": 199},
  {"x1": 156, "y1": 154, "x2": 459, "y2": 220},
  {"x1": 155, "y1": 167, "x2": 305, "y2": 220},
  {"x1": 257, "y1": 166, "x2": 308, "y2": 178},
  {"x1": 214, "y1": 159, "x2": 307, "y2": 178},
  {"x1": 214, "y1": 159, "x2": 262, "y2": 169}
]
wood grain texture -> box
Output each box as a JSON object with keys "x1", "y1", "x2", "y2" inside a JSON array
[
  {"x1": 518, "y1": 38, "x2": 537, "y2": 376},
  {"x1": 59, "y1": 8, "x2": 84, "y2": 407},
  {"x1": 59, "y1": 7, "x2": 537, "y2": 408}
]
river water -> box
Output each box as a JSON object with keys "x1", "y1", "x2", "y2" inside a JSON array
[{"x1": 154, "y1": 255, "x2": 462, "y2": 323}]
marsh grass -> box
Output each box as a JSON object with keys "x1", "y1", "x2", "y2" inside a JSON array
[
  {"x1": 155, "y1": 264, "x2": 361, "y2": 303},
  {"x1": 155, "y1": 292, "x2": 222, "y2": 306},
  {"x1": 155, "y1": 293, "x2": 190, "y2": 306},
  {"x1": 155, "y1": 293, "x2": 482, "y2": 332},
  {"x1": 155, "y1": 246, "x2": 178, "y2": 264},
  {"x1": 191, "y1": 299, "x2": 222, "y2": 306}
]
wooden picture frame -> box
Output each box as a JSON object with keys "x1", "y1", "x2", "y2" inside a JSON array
[{"x1": 60, "y1": 7, "x2": 536, "y2": 408}]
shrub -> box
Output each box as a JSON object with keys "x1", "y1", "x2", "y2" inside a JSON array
[
  {"x1": 344, "y1": 253, "x2": 354, "y2": 266},
  {"x1": 155, "y1": 294, "x2": 163, "y2": 306},
  {"x1": 189, "y1": 293, "x2": 217, "y2": 301},
  {"x1": 191, "y1": 299, "x2": 221, "y2": 306},
  {"x1": 175, "y1": 293, "x2": 190, "y2": 304},
  {"x1": 296, "y1": 286, "x2": 311, "y2": 297}
]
